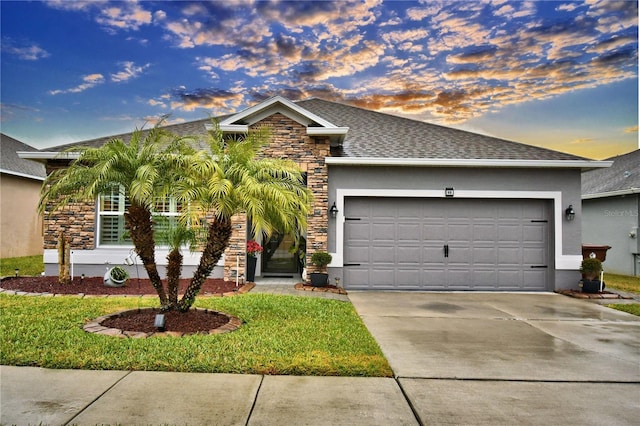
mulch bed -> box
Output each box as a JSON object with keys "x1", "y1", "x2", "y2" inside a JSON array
[
  {"x1": 0, "y1": 275, "x2": 245, "y2": 296},
  {"x1": 1, "y1": 275, "x2": 250, "y2": 337}
]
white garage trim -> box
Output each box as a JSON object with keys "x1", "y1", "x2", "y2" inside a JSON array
[{"x1": 331, "y1": 189, "x2": 581, "y2": 270}]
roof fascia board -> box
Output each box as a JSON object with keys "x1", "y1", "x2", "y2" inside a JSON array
[
  {"x1": 0, "y1": 169, "x2": 45, "y2": 181},
  {"x1": 326, "y1": 157, "x2": 613, "y2": 169},
  {"x1": 582, "y1": 188, "x2": 640, "y2": 199},
  {"x1": 18, "y1": 151, "x2": 80, "y2": 161},
  {"x1": 307, "y1": 127, "x2": 349, "y2": 136},
  {"x1": 218, "y1": 124, "x2": 249, "y2": 133}
]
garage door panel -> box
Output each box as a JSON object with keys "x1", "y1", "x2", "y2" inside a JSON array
[
  {"x1": 523, "y1": 269, "x2": 547, "y2": 288},
  {"x1": 396, "y1": 269, "x2": 422, "y2": 287},
  {"x1": 371, "y1": 223, "x2": 395, "y2": 240},
  {"x1": 474, "y1": 270, "x2": 497, "y2": 286},
  {"x1": 370, "y1": 268, "x2": 395, "y2": 286},
  {"x1": 498, "y1": 248, "x2": 521, "y2": 265},
  {"x1": 344, "y1": 246, "x2": 370, "y2": 264},
  {"x1": 371, "y1": 246, "x2": 394, "y2": 263},
  {"x1": 397, "y1": 223, "x2": 421, "y2": 241},
  {"x1": 448, "y1": 224, "x2": 472, "y2": 240},
  {"x1": 448, "y1": 269, "x2": 472, "y2": 286},
  {"x1": 398, "y1": 247, "x2": 421, "y2": 263},
  {"x1": 523, "y1": 247, "x2": 546, "y2": 265},
  {"x1": 473, "y1": 247, "x2": 497, "y2": 264},
  {"x1": 523, "y1": 225, "x2": 546, "y2": 243},
  {"x1": 498, "y1": 225, "x2": 521, "y2": 242},
  {"x1": 346, "y1": 222, "x2": 370, "y2": 240},
  {"x1": 448, "y1": 246, "x2": 471, "y2": 263},
  {"x1": 343, "y1": 197, "x2": 549, "y2": 291},
  {"x1": 473, "y1": 224, "x2": 496, "y2": 242}
]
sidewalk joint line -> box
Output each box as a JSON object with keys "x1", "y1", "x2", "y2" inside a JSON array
[
  {"x1": 64, "y1": 370, "x2": 134, "y2": 425},
  {"x1": 245, "y1": 375, "x2": 265, "y2": 426},
  {"x1": 395, "y1": 377, "x2": 424, "y2": 426}
]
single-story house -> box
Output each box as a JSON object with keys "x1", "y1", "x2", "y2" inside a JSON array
[
  {"x1": 582, "y1": 149, "x2": 639, "y2": 276},
  {"x1": 20, "y1": 96, "x2": 612, "y2": 291},
  {"x1": 1, "y1": 133, "x2": 46, "y2": 258}
]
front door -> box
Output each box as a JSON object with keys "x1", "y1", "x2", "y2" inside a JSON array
[{"x1": 261, "y1": 232, "x2": 299, "y2": 277}]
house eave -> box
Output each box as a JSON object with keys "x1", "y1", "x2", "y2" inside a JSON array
[
  {"x1": 0, "y1": 168, "x2": 45, "y2": 181},
  {"x1": 325, "y1": 157, "x2": 613, "y2": 169},
  {"x1": 582, "y1": 188, "x2": 640, "y2": 200},
  {"x1": 17, "y1": 151, "x2": 80, "y2": 162}
]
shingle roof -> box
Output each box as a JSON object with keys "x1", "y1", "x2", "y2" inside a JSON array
[
  {"x1": 1, "y1": 133, "x2": 45, "y2": 179},
  {"x1": 582, "y1": 149, "x2": 640, "y2": 197},
  {"x1": 40, "y1": 118, "x2": 213, "y2": 152},
  {"x1": 297, "y1": 98, "x2": 587, "y2": 161},
  {"x1": 38, "y1": 97, "x2": 587, "y2": 162}
]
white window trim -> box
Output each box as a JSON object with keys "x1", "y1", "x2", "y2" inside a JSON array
[{"x1": 331, "y1": 189, "x2": 581, "y2": 270}]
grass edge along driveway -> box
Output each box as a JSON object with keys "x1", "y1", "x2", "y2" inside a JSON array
[{"x1": 0, "y1": 293, "x2": 393, "y2": 377}]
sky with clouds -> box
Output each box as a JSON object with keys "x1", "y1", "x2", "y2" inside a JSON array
[{"x1": 1, "y1": 0, "x2": 637, "y2": 159}]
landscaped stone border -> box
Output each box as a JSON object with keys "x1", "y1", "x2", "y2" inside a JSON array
[
  {"x1": 556, "y1": 289, "x2": 633, "y2": 300},
  {"x1": 0, "y1": 281, "x2": 255, "y2": 298},
  {"x1": 294, "y1": 283, "x2": 347, "y2": 295},
  {"x1": 84, "y1": 307, "x2": 243, "y2": 338}
]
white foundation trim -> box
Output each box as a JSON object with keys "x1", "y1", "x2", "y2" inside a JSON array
[
  {"x1": 331, "y1": 189, "x2": 580, "y2": 270},
  {"x1": 44, "y1": 248, "x2": 225, "y2": 267}
]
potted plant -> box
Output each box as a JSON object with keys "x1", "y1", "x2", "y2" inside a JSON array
[
  {"x1": 104, "y1": 266, "x2": 129, "y2": 287},
  {"x1": 309, "y1": 251, "x2": 332, "y2": 287},
  {"x1": 246, "y1": 240, "x2": 263, "y2": 282},
  {"x1": 579, "y1": 258, "x2": 604, "y2": 293}
]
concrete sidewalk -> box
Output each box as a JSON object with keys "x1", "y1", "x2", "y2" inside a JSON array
[{"x1": 0, "y1": 367, "x2": 417, "y2": 425}]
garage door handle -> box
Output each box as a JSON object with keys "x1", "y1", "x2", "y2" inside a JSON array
[
  {"x1": 344, "y1": 263, "x2": 361, "y2": 267},
  {"x1": 444, "y1": 244, "x2": 449, "y2": 258}
]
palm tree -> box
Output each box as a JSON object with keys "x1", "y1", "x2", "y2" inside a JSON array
[
  {"x1": 39, "y1": 123, "x2": 195, "y2": 308},
  {"x1": 40, "y1": 120, "x2": 312, "y2": 313},
  {"x1": 174, "y1": 123, "x2": 313, "y2": 311}
]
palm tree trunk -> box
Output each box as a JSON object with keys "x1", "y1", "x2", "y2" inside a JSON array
[
  {"x1": 177, "y1": 217, "x2": 232, "y2": 312},
  {"x1": 166, "y1": 249, "x2": 182, "y2": 307},
  {"x1": 125, "y1": 203, "x2": 169, "y2": 307}
]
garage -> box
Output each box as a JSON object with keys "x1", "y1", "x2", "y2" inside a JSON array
[{"x1": 343, "y1": 197, "x2": 550, "y2": 291}]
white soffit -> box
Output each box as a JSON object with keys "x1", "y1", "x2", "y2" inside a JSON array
[{"x1": 325, "y1": 157, "x2": 613, "y2": 169}]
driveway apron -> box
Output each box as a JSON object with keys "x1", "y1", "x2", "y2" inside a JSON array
[{"x1": 348, "y1": 292, "x2": 640, "y2": 426}]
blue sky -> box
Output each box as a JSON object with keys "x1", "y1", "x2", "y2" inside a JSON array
[{"x1": 1, "y1": 0, "x2": 637, "y2": 160}]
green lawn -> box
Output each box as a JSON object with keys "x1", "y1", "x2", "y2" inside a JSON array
[
  {"x1": 0, "y1": 293, "x2": 392, "y2": 377},
  {"x1": 603, "y1": 272, "x2": 640, "y2": 316},
  {"x1": 604, "y1": 272, "x2": 640, "y2": 294},
  {"x1": 0, "y1": 255, "x2": 44, "y2": 277}
]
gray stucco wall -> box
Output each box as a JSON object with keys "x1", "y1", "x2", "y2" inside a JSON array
[
  {"x1": 327, "y1": 165, "x2": 584, "y2": 290},
  {"x1": 582, "y1": 194, "x2": 640, "y2": 276}
]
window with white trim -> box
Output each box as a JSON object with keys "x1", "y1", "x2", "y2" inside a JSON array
[{"x1": 97, "y1": 186, "x2": 183, "y2": 246}]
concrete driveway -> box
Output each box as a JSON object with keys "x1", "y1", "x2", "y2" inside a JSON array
[{"x1": 349, "y1": 292, "x2": 640, "y2": 425}]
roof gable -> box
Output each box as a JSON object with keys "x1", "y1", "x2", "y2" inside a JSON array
[
  {"x1": 217, "y1": 96, "x2": 348, "y2": 144},
  {"x1": 1, "y1": 133, "x2": 45, "y2": 180}
]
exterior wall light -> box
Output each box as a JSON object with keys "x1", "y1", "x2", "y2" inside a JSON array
[
  {"x1": 565, "y1": 205, "x2": 575, "y2": 221},
  {"x1": 329, "y1": 202, "x2": 339, "y2": 218}
]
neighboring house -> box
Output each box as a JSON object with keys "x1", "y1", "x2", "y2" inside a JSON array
[
  {"x1": 20, "y1": 96, "x2": 611, "y2": 291},
  {"x1": 1, "y1": 134, "x2": 46, "y2": 258},
  {"x1": 582, "y1": 150, "x2": 639, "y2": 276}
]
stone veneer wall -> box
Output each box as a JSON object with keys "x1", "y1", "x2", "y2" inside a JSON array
[
  {"x1": 42, "y1": 161, "x2": 96, "y2": 250},
  {"x1": 222, "y1": 113, "x2": 330, "y2": 280}
]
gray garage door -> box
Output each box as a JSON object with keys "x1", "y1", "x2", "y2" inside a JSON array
[{"x1": 343, "y1": 198, "x2": 550, "y2": 291}]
